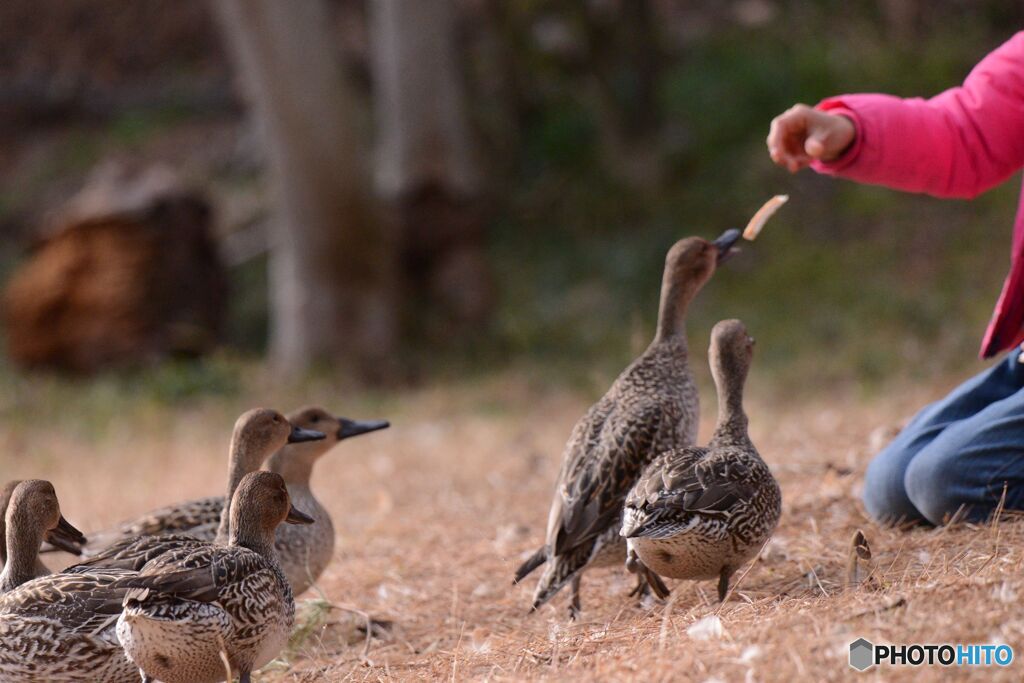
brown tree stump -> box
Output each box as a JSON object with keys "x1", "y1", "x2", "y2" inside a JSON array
[{"x1": 2, "y1": 167, "x2": 227, "y2": 373}]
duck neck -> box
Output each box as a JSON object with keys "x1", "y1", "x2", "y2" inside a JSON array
[
  {"x1": 710, "y1": 365, "x2": 751, "y2": 449},
  {"x1": 654, "y1": 276, "x2": 695, "y2": 344},
  {"x1": 228, "y1": 520, "x2": 278, "y2": 561},
  {"x1": 0, "y1": 513, "x2": 43, "y2": 593},
  {"x1": 266, "y1": 443, "x2": 331, "y2": 490},
  {"x1": 0, "y1": 482, "x2": 18, "y2": 567},
  {"x1": 216, "y1": 438, "x2": 264, "y2": 544}
]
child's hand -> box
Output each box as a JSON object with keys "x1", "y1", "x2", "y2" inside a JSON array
[{"x1": 767, "y1": 104, "x2": 856, "y2": 172}]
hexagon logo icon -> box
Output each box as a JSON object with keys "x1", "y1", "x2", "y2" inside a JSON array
[{"x1": 849, "y1": 638, "x2": 874, "y2": 671}]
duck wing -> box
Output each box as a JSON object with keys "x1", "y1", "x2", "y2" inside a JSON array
[
  {"x1": 0, "y1": 569, "x2": 135, "y2": 633},
  {"x1": 117, "y1": 545, "x2": 272, "y2": 606},
  {"x1": 623, "y1": 447, "x2": 755, "y2": 539},
  {"x1": 65, "y1": 533, "x2": 209, "y2": 573},
  {"x1": 72, "y1": 497, "x2": 224, "y2": 557},
  {"x1": 552, "y1": 400, "x2": 665, "y2": 558}
]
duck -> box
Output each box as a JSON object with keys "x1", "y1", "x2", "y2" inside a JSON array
[
  {"x1": 78, "y1": 407, "x2": 325, "y2": 554},
  {"x1": 514, "y1": 229, "x2": 741, "y2": 618},
  {"x1": 622, "y1": 319, "x2": 782, "y2": 602},
  {"x1": 114, "y1": 471, "x2": 313, "y2": 683},
  {"x1": 0, "y1": 480, "x2": 86, "y2": 593},
  {"x1": 262, "y1": 407, "x2": 388, "y2": 594},
  {"x1": 0, "y1": 482, "x2": 135, "y2": 682}
]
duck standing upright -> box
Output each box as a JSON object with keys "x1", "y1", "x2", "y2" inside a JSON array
[
  {"x1": 115, "y1": 471, "x2": 314, "y2": 683},
  {"x1": 515, "y1": 230, "x2": 741, "y2": 617},
  {"x1": 622, "y1": 319, "x2": 782, "y2": 601}
]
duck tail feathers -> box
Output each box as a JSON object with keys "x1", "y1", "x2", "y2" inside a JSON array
[
  {"x1": 530, "y1": 544, "x2": 590, "y2": 611},
  {"x1": 620, "y1": 506, "x2": 647, "y2": 538},
  {"x1": 627, "y1": 517, "x2": 690, "y2": 540},
  {"x1": 513, "y1": 546, "x2": 548, "y2": 585}
]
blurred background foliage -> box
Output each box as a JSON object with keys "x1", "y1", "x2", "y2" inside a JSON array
[{"x1": 1, "y1": 0, "x2": 1022, "y2": 416}]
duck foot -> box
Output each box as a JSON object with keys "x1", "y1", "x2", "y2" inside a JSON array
[{"x1": 240, "y1": 671, "x2": 252, "y2": 683}]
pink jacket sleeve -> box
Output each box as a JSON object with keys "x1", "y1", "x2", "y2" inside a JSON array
[{"x1": 811, "y1": 32, "x2": 1024, "y2": 199}]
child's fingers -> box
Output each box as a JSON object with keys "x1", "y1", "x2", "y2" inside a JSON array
[{"x1": 767, "y1": 104, "x2": 814, "y2": 168}]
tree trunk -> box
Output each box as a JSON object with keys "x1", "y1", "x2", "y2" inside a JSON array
[
  {"x1": 215, "y1": 0, "x2": 397, "y2": 376},
  {"x1": 370, "y1": 0, "x2": 491, "y2": 335}
]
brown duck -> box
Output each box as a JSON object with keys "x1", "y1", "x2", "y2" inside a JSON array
[
  {"x1": 115, "y1": 471, "x2": 314, "y2": 683},
  {"x1": 622, "y1": 319, "x2": 782, "y2": 602},
  {"x1": 514, "y1": 229, "x2": 741, "y2": 617}
]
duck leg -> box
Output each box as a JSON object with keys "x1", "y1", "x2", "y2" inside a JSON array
[
  {"x1": 628, "y1": 567, "x2": 670, "y2": 600},
  {"x1": 626, "y1": 549, "x2": 670, "y2": 600},
  {"x1": 567, "y1": 575, "x2": 582, "y2": 620},
  {"x1": 717, "y1": 567, "x2": 732, "y2": 602},
  {"x1": 642, "y1": 567, "x2": 670, "y2": 600},
  {"x1": 240, "y1": 672, "x2": 252, "y2": 683}
]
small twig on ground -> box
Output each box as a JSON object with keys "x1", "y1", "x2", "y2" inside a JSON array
[{"x1": 849, "y1": 596, "x2": 906, "y2": 620}]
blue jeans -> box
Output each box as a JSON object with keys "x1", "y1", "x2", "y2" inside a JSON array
[{"x1": 864, "y1": 348, "x2": 1024, "y2": 525}]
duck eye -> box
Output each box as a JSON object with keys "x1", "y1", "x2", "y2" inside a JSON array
[{"x1": 310, "y1": 415, "x2": 319, "y2": 423}]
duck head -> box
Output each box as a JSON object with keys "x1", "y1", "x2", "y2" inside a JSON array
[
  {"x1": 230, "y1": 408, "x2": 327, "y2": 472},
  {"x1": 709, "y1": 318, "x2": 755, "y2": 408},
  {"x1": 228, "y1": 471, "x2": 314, "y2": 553},
  {"x1": 657, "y1": 229, "x2": 741, "y2": 340},
  {"x1": 709, "y1": 318, "x2": 755, "y2": 376},
  {"x1": 292, "y1": 406, "x2": 390, "y2": 445},
  {"x1": 266, "y1": 406, "x2": 390, "y2": 484},
  {"x1": 6, "y1": 480, "x2": 86, "y2": 557},
  {"x1": 664, "y1": 229, "x2": 741, "y2": 289}
]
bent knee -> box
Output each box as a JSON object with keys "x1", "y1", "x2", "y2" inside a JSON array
[
  {"x1": 904, "y1": 452, "x2": 972, "y2": 525},
  {"x1": 862, "y1": 450, "x2": 923, "y2": 525}
]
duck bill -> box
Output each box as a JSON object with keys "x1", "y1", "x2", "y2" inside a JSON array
[
  {"x1": 288, "y1": 426, "x2": 326, "y2": 444},
  {"x1": 712, "y1": 228, "x2": 742, "y2": 264},
  {"x1": 337, "y1": 418, "x2": 391, "y2": 440},
  {"x1": 285, "y1": 504, "x2": 315, "y2": 525},
  {"x1": 45, "y1": 515, "x2": 87, "y2": 555}
]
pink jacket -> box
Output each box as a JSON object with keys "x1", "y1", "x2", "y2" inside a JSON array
[{"x1": 811, "y1": 31, "x2": 1024, "y2": 359}]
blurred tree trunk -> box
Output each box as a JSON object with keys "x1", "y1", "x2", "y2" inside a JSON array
[
  {"x1": 578, "y1": 0, "x2": 665, "y2": 189},
  {"x1": 370, "y1": 0, "x2": 492, "y2": 336},
  {"x1": 215, "y1": 0, "x2": 397, "y2": 377}
]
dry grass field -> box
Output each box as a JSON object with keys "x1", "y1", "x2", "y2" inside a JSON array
[{"x1": 3, "y1": 366, "x2": 1023, "y2": 682}]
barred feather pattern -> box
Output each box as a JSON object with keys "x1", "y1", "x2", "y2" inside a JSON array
[
  {"x1": 0, "y1": 569, "x2": 140, "y2": 682},
  {"x1": 116, "y1": 543, "x2": 294, "y2": 683},
  {"x1": 83, "y1": 490, "x2": 332, "y2": 596},
  {"x1": 531, "y1": 338, "x2": 698, "y2": 609},
  {"x1": 623, "y1": 443, "x2": 781, "y2": 580},
  {"x1": 79, "y1": 497, "x2": 224, "y2": 558}
]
